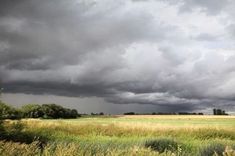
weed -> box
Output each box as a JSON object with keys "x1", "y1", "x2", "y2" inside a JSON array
[
  {"x1": 200, "y1": 143, "x2": 226, "y2": 156},
  {"x1": 145, "y1": 138, "x2": 179, "y2": 153}
]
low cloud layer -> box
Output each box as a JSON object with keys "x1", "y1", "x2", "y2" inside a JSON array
[{"x1": 0, "y1": 0, "x2": 235, "y2": 113}]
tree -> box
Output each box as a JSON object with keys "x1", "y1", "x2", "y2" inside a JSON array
[
  {"x1": 0, "y1": 101, "x2": 80, "y2": 119},
  {"x1": 213, "y1": 109, "x2": 228, "y2": 115},
  {"x1": 0, "y1": 87, "x2": 3, "y2": 119},
  {"x1": 41, "y1": 104, "x2": 58, "y2": 119},
  {"x1": 217, "y1": 109, "x2": 222, "y2": 115},
  {"x1": 124, "y1": 112, "x2": 135, "y2": 115},
  {"x1": 41, "y1": 104, "x2": 79, "y2": 119},
  {"x1": 0, "y1": 101, "x2": 21, "y2": 119},
  {"x1": 69, "y1": 109, "x2": 80, "y2": 118},
  {"x1": 21, "y1": 104, "x2": 44, "y2": 118},
  {"x1": 0, "y1": 101, "x2": 4, "y2": 134},
  {"x1": 213, "y1": 109, "x2": 217, "y2": 115},
  {"x1": 0, "y1": 87, "x2": 4, "y2": 136}
]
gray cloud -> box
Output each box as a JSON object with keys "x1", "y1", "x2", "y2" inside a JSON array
[
  {"x1": 178, "y1": 0, "x2": 229, "y2": 15},
  {"x1": 0, "y1": 0, "x2": 235, "y2": 113},
  {"x1": 153, "y1": 0, "x2": 230, "y2": 15}
]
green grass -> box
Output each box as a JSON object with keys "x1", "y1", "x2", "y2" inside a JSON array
[{"x1": 1, "y1": 115, "x2": 235, "y2": 155}]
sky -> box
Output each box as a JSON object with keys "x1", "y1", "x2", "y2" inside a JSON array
[{"x1": 0, "y1": 0, "x2": 235, "y2": 114}]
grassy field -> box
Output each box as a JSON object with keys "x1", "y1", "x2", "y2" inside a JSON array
[{"x1": 1, "y1": 115, "x2": 235, "y2": 156}]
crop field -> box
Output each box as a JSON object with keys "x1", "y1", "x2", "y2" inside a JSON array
[{"x1": 1, "y1": 115, "x2": 235, "y2": 156}]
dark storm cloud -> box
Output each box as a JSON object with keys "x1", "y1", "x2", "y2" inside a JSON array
[
  {"x1": 0, "y1": 0, "x2": 235, "y2": 113},
  {"x1": 2, "y1": 81, "x2": 115, "y2": 97}
]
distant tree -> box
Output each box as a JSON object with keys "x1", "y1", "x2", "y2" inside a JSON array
[
  {"x1": 71, "y1": 109, "x2": 80, "y2": 118},
  {"x1": 0, "y1": 101, "x2": 80, "y2": 120},
  {"x1": 63, "y1": 108, "x2": 79, "y2": 118},
  {"x1": 213, "y1": 109, "x2": 217, "y2": 115},
  {"x1": 0, "y1": 102, "x2": 4, "y2": 133},
  {"x1": 178, "y1": 112, "x2": 189, "y2": 115},
  {"x1": 41, "y1": 104, "x2": 62, "y2": 119},
  {"x1": 41, "y1": 104, "x2": 79, "y2": 119},
  {"x1": 0, "y1": 87, "x2": 5, "y2": 136},
  {"x1": 99, "y1": 112, "x2": 104, "y2": 115},
  {"x1": 217, "y1": 109, "x2": 222, "y2": 115},
  {"x1": 124, "y1": 112, "x2": 135, "y2": 115},
  {"x1": 91, "y1": 112, "x2": 99, "y2": 115},
  {"x1": 0, "y1": 88, "x2": 3, "y2": 119},
  {"x1": 213, "y1": 109, "x2": 228, "y2": 115}
]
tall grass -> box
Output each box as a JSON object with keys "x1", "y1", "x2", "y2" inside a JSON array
[
  {"x1": 0, "y1": 141, "x2": 177, "y2": 156},
  {"x1": 1, "y1": 116, "x2": 235, "y2": 155},
  {"x1": 0, "y1": 141, "x2": 234, "y2": 156},
  {"x1": 22, "y1": 119, "x2": 235, "y2": 140}
]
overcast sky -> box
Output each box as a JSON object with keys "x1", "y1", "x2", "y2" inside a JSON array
[{"x1": 0, "y1": 0, "x2": 235, "y2": 114}]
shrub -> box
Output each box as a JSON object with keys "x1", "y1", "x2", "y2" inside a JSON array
[
  {"x1": 1, "y1": 121, "x2": 49, "y2": 146},
  {"x1": 145, "y1": 138, "x2": 179, "y2": 153},
  {"x1": 200, "y1": 143, "x2": 226, "y2": 156}
]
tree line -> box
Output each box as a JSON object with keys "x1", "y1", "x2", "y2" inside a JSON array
[
  {"x1": 123, "y1": 112, "x2": 204, "y2": 115},
  {"x1": 213, "y1": 109, "x2": 228, "y2": 115},
  {"x1": 0, "y1": 101, "x2": 80, "y2": 119}
]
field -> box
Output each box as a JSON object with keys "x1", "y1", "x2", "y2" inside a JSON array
[{"x1": 1, "y1": 115, "x2": 235, "y2": 156}]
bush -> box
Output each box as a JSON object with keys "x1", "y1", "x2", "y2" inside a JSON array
[
  {"x1": 200, "y1": 143, "x2": 226, "y2": 156},
  {"x1": 145, "y1": 138, "x2": 179, "y2": 153},
  {"x1": 1, "y1": 121, "x2": 49, "y2": 145}
]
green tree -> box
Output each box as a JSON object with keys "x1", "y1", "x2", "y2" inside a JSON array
[
  {"x1": 0, "y1": 87, "x2": 3, "y2": 119},
  {"x1": 21, "y1": 104, "x2": 44, "y2": 118},
  {"x1": 18, "y1": 103, "x2": 80, "y2": 119},
  {"x1": 0, "y1": 101, "x2": 4, "y2": 134},
  {"x1": 41, "y1": 104, "x2": 61, "y2": 119},
  {"x1": 0, "y1": 88, "x2": 5, "y2": 137},
  {"x1": 0, "y1": 101, "x2": 21, "y2": 119}
]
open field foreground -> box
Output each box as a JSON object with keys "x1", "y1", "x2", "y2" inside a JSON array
[{"x1": 1, "y1": 115, "x2": 235, "y2": 156}]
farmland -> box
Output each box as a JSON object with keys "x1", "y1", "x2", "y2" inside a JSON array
[{"x1": 1, "y1": 115, "x2": 235, "y2": 155}]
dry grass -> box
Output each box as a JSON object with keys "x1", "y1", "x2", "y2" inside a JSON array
[
  {"x1": 0, "y1": 141, "x2": 234, "y2": 156},
  {"x1": 0, "y1": 141, "x2": 176, "y2": 156},
  {"x1": 1, "y1": 115, "x2": 235, "y2": 155}
]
